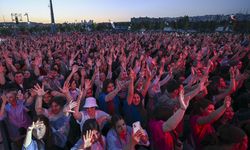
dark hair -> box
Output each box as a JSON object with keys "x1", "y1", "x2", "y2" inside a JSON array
[
  {"x1": 218, "y1": 124, "x2": 246, "y2": 144},
  {"x1": 33, "y1": 115, "x2": 54, "y2": 149},
  {"x1": 50, "y1": 96, "x2": 66, "y2": 108},
  {"x1": 166, "y1": 79, "x2": 180, "y2": 93},
  {"x1": 81, "y1": 119, "x2": 100, "y2": 136},
  {"x1": 14, "y1": 71, "x2": 23, "y2": 76},
  {"x1": 102, "y1": 79, "x2": 114, "y2": 93},
  {"x1": 192, "y1": 99, "x2": 213, "y2": 115},
  {"x1": 153, "y1": 103, "x2": 174, "y2": 121},
  {"x1": 111, "y1": 114, "x2": 124, "y2": 128},
  {"x1": 237, "y1": 93, "x2": 250, "y2": 109},
  {"x1": 69, "y1": 78, "x2": 80, "y2": 88}
]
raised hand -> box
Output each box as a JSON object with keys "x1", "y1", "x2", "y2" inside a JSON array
[
  {"x1": 179, "y1": 85, "x2": 189, "y2": 110},
  {"x1": 83, "y1": 130, "x2": 94, "y2": 149},
  {"x1": 96, "y1": 59, "x2": 101, "y2": 68},
  {"x1": 33, "y1": 84, "x2": 47, "y2": 96},
  {"x1": 5, "y1": 57, "x2": 13, "y2": 65},
  {"x1": 107, "y1": 56, "x2": 112, "y2": 66},
  {"x1": 145, "y1": 64, "x2": 152, "y2": 80},
  {"x1": 59, "y1": 82, "x2": 70, "y2": 94},
  {"x1": 28, "y1": 120, "x2": 44, "y2": 131},
  {"x1": 1, "y1": 94, "x2": 8, "y2": 104},
  {"x1": 224, "y1": 96, "x2": 231, "y2": 108},
  {"x1": 87, "y1": 58, "x2": 93, "y2": 67},
  {"x1": 0, "y1": 65, "x2": 4, "y2": 74},
  {"x1": 72, "y1": 65, "x2": 79, "y2": 73},
  {"x1": 84, "y1": 79, "x2": 92, "y2": 91},
  {"x1": 63, "y1": 100, "x2": 77, "y2": 116},
  {"x1": 20, "y1": 51, "x2": 29, "y2": 60},
  {"x1": 116, "y1": 80, "x2": 122, "y2": 91},
  {"x1": 129, "y1": 69, "x2": 136, "y2": 81}
]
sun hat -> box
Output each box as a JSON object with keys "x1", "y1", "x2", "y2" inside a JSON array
[{"x1": 83, "y1": 97, "x2": 98, "y2": 108}]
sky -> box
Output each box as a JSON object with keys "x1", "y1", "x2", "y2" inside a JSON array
[{"x1": 0, "y1": 0, "x2": 250, "y2": 23}]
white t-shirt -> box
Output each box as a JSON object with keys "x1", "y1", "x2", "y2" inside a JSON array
[{"x1": 77, "y1": 110, "x2": 110, "y2": 131}]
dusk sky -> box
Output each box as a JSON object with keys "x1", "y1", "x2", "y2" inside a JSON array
[{"x1": 0, "y1": 0, "x2": 250, "y2": 23}]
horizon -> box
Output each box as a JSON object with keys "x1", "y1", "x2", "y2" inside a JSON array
[{"x1": 0, "y1": 0, "x2": 250, "y2": 23}]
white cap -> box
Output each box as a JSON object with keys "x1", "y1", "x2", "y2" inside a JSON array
[{"x1": 83, "y1": 97, "x2": 98, "y2": 108}]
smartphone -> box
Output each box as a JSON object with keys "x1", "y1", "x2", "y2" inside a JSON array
[{"x1": 132, "y1": 121, "x2": 141, "y2": 134}]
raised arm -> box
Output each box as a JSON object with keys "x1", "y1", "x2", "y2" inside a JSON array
[
  {"x1": 127, "y1": 69, "x2": 136, "y2": 105},
  {"x1": 34, "y1": 84, "x2": 47, "y2": 115},
  {"x1": 65, "y1": 65, "x2": 79, "y2": 84},
  {"x1": 162, "y1": 88, "x2": 189, "y2": 132},
  {"x1": 73, "y1": 80, "x2": 91, "y2": 121},
  {"x1": 107, "y1": 56, "x2": 113, "y2": 79},
  {"x1": 184, "y1": 76, "x2": 208, "y2": 104},
  {"x1": 0, "y1": 65, "x2": 6, "y2": 85},
  {"x1": 23, "y1": 121, "x2": 44, "y2": 148},
  {"x1": 58, "y1": 81, "x2": 73, "y2": 103},
  {"x1": 213, "y1": 67, "x2": 236, "y2": 104},
  {"x1": 105, "y1": 80, "x2": 122, "y2": 102},
  {"x1": 141, "y1": 65, "x2": 153, "y2": 97},
  {"x1": 0, "y1": 95, "x2": 7, "y2": 118},
  {"x1": 197, "y1": 96, "x2": 231, "y2": 125}
]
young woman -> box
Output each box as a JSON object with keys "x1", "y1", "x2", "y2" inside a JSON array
[
  {"x1": 34, "y1": 84, "x2": 70, "y2": 148},
  {"x1": 148, "y1": 88, "x2": 189, "y2": 150},
  {"x1": 188, "y1": 96, "x2": 232, "y2": 150},
  {"x1": 22, "y1": 115, "x2": 54, "y2": 150},
  {"x1": 123, "y1": 69, "x2": 149, "y2": 127},
  {"x1": 71, "y1": 119, "x2": 106, "y2": 150},
  {"x1": 98, "y1": 79, "x2": 122, "y2": 115},
  {"x1": 107, "y1": 114, "x2": 149, "y2": 150}
]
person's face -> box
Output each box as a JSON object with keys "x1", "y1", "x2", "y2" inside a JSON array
[
  {"x1": 133, "y1": 93, "x2": 141, "y2": 106},
  {"x1": 224, "y1": 107, "x2": 234, "y2": 120},
  {"x1": 179, "y1": 76, "x2": 186, "y2": 84},
  {"x1": 43, "y1": 93, "x2": 52, "y2": 104},
  {"x1": 121, "y1": 71, "x2": 128, "y2": 80},
  {"x1": 51, "y1": 102, "x2": 61, "y2": 115},
  {"x1": 24, "y1": 71, "x2": 31, "y2": 78},
  {"x1": 14, "y1": 73, "x2": 24, "y2": 84},
  {"x1": 73, "y1": 73, "x2": 80, "y2": 81},
  {"x1": 136, "y1": 80, "x2": 143, "y2": 91},
  {"x1": 86, "y1": 88, "x2": 93, "y2": 97},
  {"x1": 32, "y1": 122, "x2": 46, "y2": 140},
  {"x1": 55, "y1": 59, "x2": 61, "y2": 65},
  {"x1": 90, "y1": 129, "x2": 101, "y2": 143},
  {"x1": 100, "y1": 73, "x2": 106, "y2": 82},
  {"x1": 48, "y1": 70, "x2": 58, "y2": 79},
  {"x1": 106, "y1": 83, "x2": 115, "y2": 93},
  {"x1": 203, "y1": 104, "x2": 215, "y2": 115},
  {"x1": 219, "y1": 78, "x2": 227, "y2": 88},
  {"x1": 115, "y1": 119, "x2": 127, "y2": 136},
  {"x1": 6, "y1": 93, "x2": 16, "y2": 104},
  {"x1": 237, "y1": 61, "x2": 243, "y2": 70},
  {"x1": 86, "y1": 107, "x2": 96, "y2": 117},
  {"x1": 70, "y1": 81, "x2": 77, "y2": 90}
]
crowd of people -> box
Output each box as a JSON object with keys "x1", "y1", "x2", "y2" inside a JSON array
[{"x1": 0, "y1": 31, "x2": 249, "y2": 150}]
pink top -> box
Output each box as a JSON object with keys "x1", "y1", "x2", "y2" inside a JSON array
[{"x1": 148, "y1": 119, "x2": 174, "y2": 150}]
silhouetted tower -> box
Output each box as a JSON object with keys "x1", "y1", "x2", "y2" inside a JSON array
[{"x1": 49, "y1": 0, "x2": 56, "y2": 33}]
